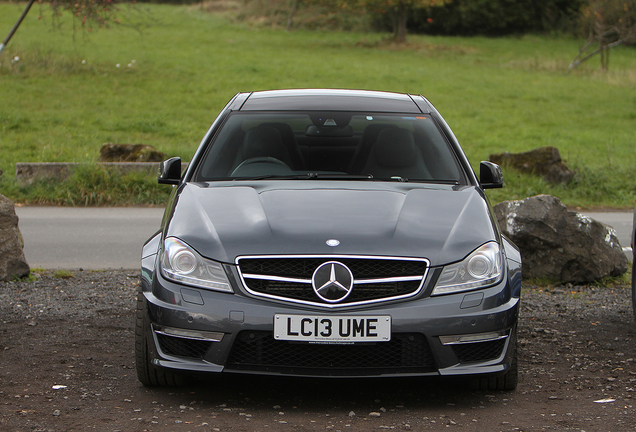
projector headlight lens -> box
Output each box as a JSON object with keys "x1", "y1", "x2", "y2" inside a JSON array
[{"x1": 161, "y1": 237, "x2": 232, "y2": 293}]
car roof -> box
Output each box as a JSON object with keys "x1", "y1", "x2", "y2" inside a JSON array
[{"x1": 237, "y1": 89, "x2": 431, "y2": 113}]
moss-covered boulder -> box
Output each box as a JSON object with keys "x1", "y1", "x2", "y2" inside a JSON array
[
  {"x1": 489, "y1": 146, "x2": 575, "y2": 185},
  {"x1": 98, "y1": 144, "x2": 166, "y2": 163}
]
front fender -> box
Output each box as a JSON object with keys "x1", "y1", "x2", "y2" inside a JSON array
[{"x1": 141, "y1": 231, "x2": 161, "y2": 293}]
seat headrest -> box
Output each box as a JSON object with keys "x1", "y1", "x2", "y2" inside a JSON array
[
  {"x1": 373, "y1": 128, "x2": 418, "y2": 168},
  {"x1": 242, "y1": 125, "x2": 290, "y2": 162}
]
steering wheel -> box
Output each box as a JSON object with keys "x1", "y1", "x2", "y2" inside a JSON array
[{"x1": 231, "y1": 157, "x2": 291, "y2": 176}]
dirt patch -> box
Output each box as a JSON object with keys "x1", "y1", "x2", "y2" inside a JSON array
[{"x1": 2, "y1": 270, "x2": 636, "y2": 431}]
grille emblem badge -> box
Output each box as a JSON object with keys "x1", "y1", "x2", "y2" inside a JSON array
[{"x1": 312, "y1": 261, "x2": 354, "y2": 303}]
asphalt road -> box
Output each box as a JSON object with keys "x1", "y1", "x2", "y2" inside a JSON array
[
  {"x1": 14, "y1": 206, "x2": 634, "y2": 270},
  {"x1": 15, "y1": 206, "x2": 165, "y2": 270}
]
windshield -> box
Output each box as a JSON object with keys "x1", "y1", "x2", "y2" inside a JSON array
[{"x1": 193, "y1": 112, "x2": 465, "y2": 183}]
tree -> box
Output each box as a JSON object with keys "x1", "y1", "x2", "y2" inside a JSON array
[
  {"x1": 287, "y1": 0, "x2": 300, "y2": 31},
  {"x1": 48, "y1": 0, "x2": 125, "y2": 28},
  {"x1": 304, "y1": 0, "x2": 445, "y2": 42},
  {"x1": 0, "y1": 0, "x2": 36, "y2": 56},
  {"x1": 1, "y1": 0, "x2": 124, "y2": 57},
  {"x1": 363, "y1": 0, "x2": 448, "y2": 42},
  {"x1": 570, "y1": 0, "x2": 636, "y2": 70}
]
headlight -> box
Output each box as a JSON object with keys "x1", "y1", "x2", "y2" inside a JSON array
[
  {"x1": 432, "y1": 242, "x2": 503, "y2": 295},
  {"x1": 161, "y1": 237, "x2": 233, "y2": 292}
]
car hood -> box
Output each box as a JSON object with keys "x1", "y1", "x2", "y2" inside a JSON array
[{"x1": 164, "y1": 182, "x2": 498, "y2": 267}]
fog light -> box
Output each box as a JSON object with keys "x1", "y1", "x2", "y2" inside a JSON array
[
  {"x1": 439, "y1": 330, "x2": 508, "y2": 346},
  {"x1": 154, "y1": 325, "x2": 224, "y2": 342}
]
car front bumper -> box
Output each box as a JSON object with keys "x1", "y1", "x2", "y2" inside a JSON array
[{"x1": 140, "y1": 255, "x2": 519, "y2": 379}]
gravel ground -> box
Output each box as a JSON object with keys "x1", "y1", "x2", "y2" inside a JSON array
[{"x1": 2, "y1": 269, "x2": 636, "y2": 431}]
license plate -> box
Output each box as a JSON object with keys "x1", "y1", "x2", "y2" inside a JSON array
[{"x1": 274, "y1": 314, "x2": 391, "y2": 343}]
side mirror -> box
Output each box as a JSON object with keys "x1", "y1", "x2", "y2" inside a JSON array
[
  {"x1": 479, "y1": 161, "x2": 503, "y2": 189},
  {"x1": 158, "y1": 157, "x2": 182, "y2": 185}
]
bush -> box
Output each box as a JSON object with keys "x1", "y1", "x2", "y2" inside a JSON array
[
  {"x1": 371, "y1": 0, "x2": 584, "y2": 36},
  {"x1": 577, "y1": 0, "x2": 636, "y2": 41},
  {"x1": 231, "y1": 0, "x2": 372, "y2": 31}
]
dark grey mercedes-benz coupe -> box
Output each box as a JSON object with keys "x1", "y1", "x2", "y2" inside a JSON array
[{"x1": 136, "y1": 89, "x2": 522, "y2": 390}]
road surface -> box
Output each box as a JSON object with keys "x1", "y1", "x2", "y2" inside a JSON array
[
  {"x1": 15, "y1": 206, "x2": 164, "y2": 269},
  {"x1": 14, "y1": 206, "x2": 634, "y2": 270}
]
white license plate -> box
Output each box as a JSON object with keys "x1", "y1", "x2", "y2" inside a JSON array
[{"x1": 274, "y1": 314, "x2": 391, "y2": 343}]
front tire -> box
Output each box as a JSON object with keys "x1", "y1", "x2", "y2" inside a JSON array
[
  {"x1": 632, "y1": 259, "x2": 636, "y2": 322},
  {"x1": 134, "y1": 291, "x2": 185, "y2": 386},
  {"x1": 470, "y1": 343, "x2": 518, "y2": 391}
]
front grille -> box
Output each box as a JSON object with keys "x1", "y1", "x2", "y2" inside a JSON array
[
  {"x1": 237, "y1": 256, "x2": 428, "y2": 306},
  {"x1": 156, "y1": 333, "x2": 212, "y2": 359},
  {"x1": 225, "y1": 331, "x2": 436, "y2": 376},
  {"x1": 239, "y1": 258, "x2": 427, "y2": 279},
  {"x1": 452, "y1": 339, "x2": 507, "y2": 363},
  {"x1": 245, "y1": 278, "x2": 422, "y2": 303}
]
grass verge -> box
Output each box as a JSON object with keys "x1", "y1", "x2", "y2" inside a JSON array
[{"x1": 2, "y1": 165, "x2": 170, "y2": 206}]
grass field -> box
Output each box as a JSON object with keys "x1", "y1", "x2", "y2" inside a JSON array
[{"x1": 1, "y1": 2, "x2": 635, "y2": 207}]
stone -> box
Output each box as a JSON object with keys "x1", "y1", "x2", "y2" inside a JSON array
[
  {"x1": 494, "y1": 194, "x2": 628, "y2": 283},
  {"x1": 15, "y1": 162, "x2": 187, "y2": 186},
  {"x1": 15, "y1": 162, "x2": 74, "y2": 186},
  {"x1": 98, "y1": 144, "x2": 166, "y2": 162},
  {"x1": 0, "y1": 195, "x2": 30, "y2": 281},
  {"x1": 489, "y1": 146, "x2": 575, "y2": 185}
]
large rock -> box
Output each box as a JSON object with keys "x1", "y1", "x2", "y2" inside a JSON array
[
  {"x1": 0, "y1": 195, "x2": 30, "y2": 281},
  {"x1": 98, "y1": 144, "x2": 166, "y2": 162},
  {"x1": 494, "y1": 195, "x2": 628, "y2": 283},
  {"x1": 489, "y1": 146, "x2": 575, "y2": 185}
]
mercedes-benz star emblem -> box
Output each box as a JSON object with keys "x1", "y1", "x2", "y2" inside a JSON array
[{"x1": 311, "y1": 261, "x2": 354, "y2": 303}]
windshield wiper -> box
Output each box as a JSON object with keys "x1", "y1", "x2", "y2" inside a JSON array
[
  {"x1": 410, "y1": 179, "x2": 460, "y2": 185},
  {"x1": 232, "y1": 173, "x2": 375, "y2": 181},
  {"x1": 230, "y1": 174, "x2": 459, "y2": 184},
  {"x1": 231, "y1": 174, "x2": 303, "y2": 181},
  {"x1": 305, "y1": 173, "x2": 374, "y2": 180},
  {"x1": 369, "y1": 177, "x2": 461, "y2": 185}
]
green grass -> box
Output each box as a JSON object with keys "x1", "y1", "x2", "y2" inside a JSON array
[
  {"x1": 8, "y1": 164, "x2": 171, "y2": 206},
  {"x1": 52, "y1": 269, "x2": 74, "y2": 279},
  {"x1": 487, "y1": 166, "x2": 636, "y2": 209},
  {"x1": 1, "y1": 3, "x2": 635, "y2": 208}
]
